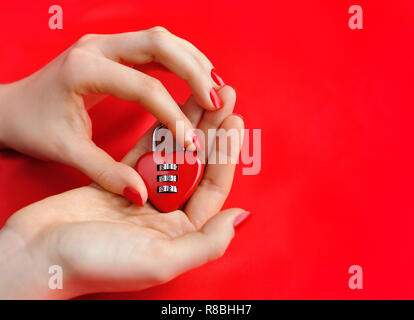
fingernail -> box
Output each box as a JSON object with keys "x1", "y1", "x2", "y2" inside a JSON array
[
  {"x1": 123, "y1": 187, "x2": 143, "y2": 206},
  {"x1": 233, "y1": 211, "x2": 250, "y2": 227},
  {"x1": 186, "y1": 143, "x2": 197, "y2": 152},
  {"x1": 210, "y1": 88, "x2": 223, "y2": 109},
  {"x1": 232, "y1": 113, "x2": 244, "y2": 120},
  {"x1": 192, "y1": 131, "x2": 204, "y2": 152},
  {"x1": 211, "y1": 68, "x2": 225, "y2": 87}
]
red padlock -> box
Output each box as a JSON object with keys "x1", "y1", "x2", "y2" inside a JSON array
[{"x1": 135, "y1": 125, "x2": 204, "y2": 213}]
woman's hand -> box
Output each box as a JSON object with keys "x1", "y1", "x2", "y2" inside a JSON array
[
  {"x1": 0, "y1": 87, "x2": 248, "y2": 299},
  {"x1": 0, "y1": 27, "x2": 226, "y2": 205}
]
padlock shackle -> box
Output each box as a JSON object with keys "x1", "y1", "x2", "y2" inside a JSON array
[
  {"x1": 152, "y1": 123, "x2": 166, "y2": 151},
  {"x1": 152, "y1": 123, "x2": 186, "y2": 152}
]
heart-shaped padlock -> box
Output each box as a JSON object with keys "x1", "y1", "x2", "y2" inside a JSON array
[{"x1": 135, "y1": 125, "x2": 204, "y2": 213}]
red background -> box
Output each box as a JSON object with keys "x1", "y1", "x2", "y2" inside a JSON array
[{"x1": 0, "y1": 0, "x2": 413, "y2": 299}]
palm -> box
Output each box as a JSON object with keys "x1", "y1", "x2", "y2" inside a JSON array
[
  {"x1": 7, "y1": 184, "x2": 194, "y2": 294},
  {"x1": 48, "y1": 185, "x2": 195, "y2": 289}
]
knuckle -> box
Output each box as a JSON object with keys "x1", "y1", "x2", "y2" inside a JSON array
[
  {"x1": 168, "y1": 211, "x2": 196, "y2": 235},
  {"x1": 147, "y1": 26, "x2": 170, "y2": 34},
  {"x1": 226, "y1": 85, "x2": 237, "y2": 100},
  {"x1": 142, "y1": 76, "x2": 164, "y2": 92},
  {"x1": 64, "y1": 47, "x2": 91, "y2": 66},
  {"x1": 199, "y1": 231, "x2": 229, "y2": 262},
  {"x1": 230, "y1": 114, "x2": 244, "y2": 130},
  {"x1": 183, "y1": 57, "x2": 205, "y2": 83},
  {"x1": 214, "y1": 246, "x2": 227, "y2": 260},
  {"x1": 75, "y1": 33, "x2": 100, "y2": 47},
  {"x1": 95, "y1": 168, "x2": 114, "y2": 189},
  {"x1": 61, "y1": 48, "x2": 95, "y2": 85},
  {"x1": 208, "y1": 238, "x2": 228, "y2": 261},
  {"x1": 212, "y1": 230, "x2": 234, "y2": 260},
  {"x1": 148, "y1": 27, "x2": 171, "y2": 48},
  {"x1": 199, "y1": 176, "x2": 228, "y2": 199},
  {"x1": 187, "y1": 45, "x2": 214, "y2": 71}
]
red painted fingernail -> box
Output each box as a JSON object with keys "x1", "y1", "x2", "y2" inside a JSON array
[
  {"x1": 210, "y1": 88, "x2": 223, "y2": 109},
  {"x1": 234, "y1": 211, "x2": 250, "y2": 227},
  {"x1": 192, "y1": 131, "x2": 204, "y2": 152},
  {"x1": 123, "y1": 187, "x2": 143, "y2": 206},
  {"x1": 211, "y1": 68, "x2": 225, "y2": 87}
]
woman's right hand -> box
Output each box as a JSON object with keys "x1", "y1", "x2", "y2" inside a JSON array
[{"x1": 0, "y1": 27, "x2": 226, "y2": 205}]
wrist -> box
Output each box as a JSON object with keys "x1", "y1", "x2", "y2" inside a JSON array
[
  {"x1": 0, "y1": 226, "x2": 39, "y2": 298},
  {"x1": 0, "y1": 225, "x2": 76, "y2": 299}
]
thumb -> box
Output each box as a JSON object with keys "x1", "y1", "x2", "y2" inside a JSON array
[
  {"x1": 166, "y1": 208, "x2": 250, "y2": 277},
  {"x1": 66, "y1": 139, "x2": 148, "y2": 206}
]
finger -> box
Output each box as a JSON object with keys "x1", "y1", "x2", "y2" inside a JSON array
[
  {"x1": 119, "y1": 88, "x2": 237, "y2": 211},
  {"x1": 168, "y1": 34, "x2": 226, "y2": 86},
  {"x1": 66, "y1": 139, "x2": 148, "y2": 206},
  {"x1": 118, "y1": 87, "x2": 238, "y2": 215},
  {"x1": 70, "y1": 55, "x2": 201, "y2": 152},
  {"x1": 95, "y1": 27, "x2": 225, "y2": 111},
  {"x1": 121, "y1": 94, "x2": 205, "y2": 168},
  {"x1": 163, "y1": 209, "x2": 250, "y2": 278},
  {"x1": 121, "y1": 121, "x2": 161, "y2": 167},
  {"x1": 185, "y1": 114, "x2": 245, "y2": 229},
  {"x1": 197, "y1": 86, "x2": 237, "y2": 162},
  {"x1": 180, "y1": 95, "x2": 205, "y2": 128}
]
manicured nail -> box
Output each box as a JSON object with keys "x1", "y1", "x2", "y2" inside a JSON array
[
  {"x1": 192, "y1": 131, "x2": 204, "y2": 152},
  {"x1": 233, "y1": 211, "x2": 250, "y2": 227},
  {"x1": 123, "y1": 187, "x2": 143, "y2": 206},
  {"x1": 210, "y1": 88, "x2": 223, "y2": 109},
  {"x1": 185, "y1": 130, "x2": 197, "y2": 152},
  {"x1": 186, "y1": 142, "x2": 197, "y2": 152},
  {"x1": 211, "y1": 68, "x2": 225, "y2": 87}
]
